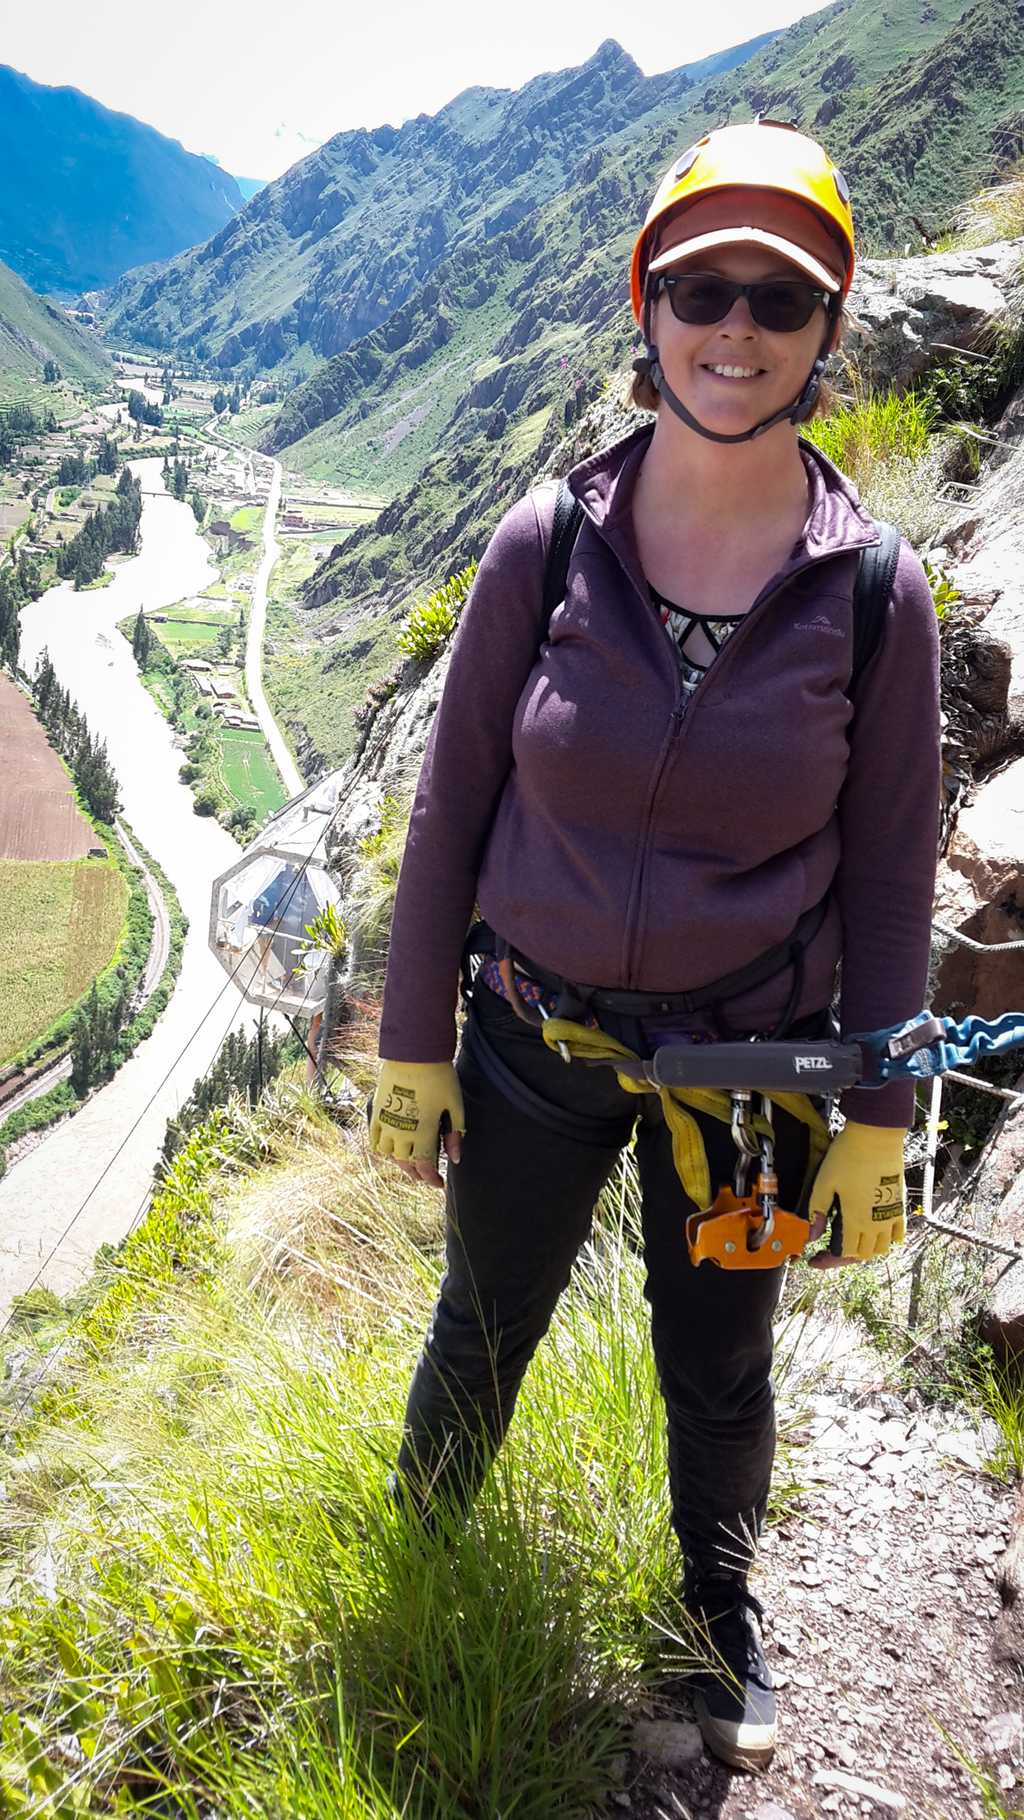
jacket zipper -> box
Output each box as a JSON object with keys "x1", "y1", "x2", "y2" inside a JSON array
[{"x1": 619, "y1": 551, "x2": 856, "y2": 987}]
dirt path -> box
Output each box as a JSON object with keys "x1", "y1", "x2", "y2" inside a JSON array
[
  {"x1": 621, "y1": 1321, "x2": 1022, "y2": 1820},
  {"x1": 244, "y1": 458, "x2": 304, "y2": 799}
]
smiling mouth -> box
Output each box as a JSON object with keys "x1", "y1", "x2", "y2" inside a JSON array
[{"x1": 701, "y1": 363, "x2": 766, "y2": 379}]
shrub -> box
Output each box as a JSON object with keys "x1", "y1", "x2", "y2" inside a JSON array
[
  {"x1": 352, "y1": 664, "x2": 405, "y2": 733},
  {"x1": 945, "y1": 163, "x2": 1024, "y2": 247},
  {"x1": 397, "y1": 561, "x2": 478, "y2": 663},
  {"x1": 922, "y1": 557, "x2": 962, "y2": 623}
]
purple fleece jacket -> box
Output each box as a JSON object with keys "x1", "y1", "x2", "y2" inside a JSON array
[{"x1": 379, "y1": 425, "x2": 942, "y2": 1128}]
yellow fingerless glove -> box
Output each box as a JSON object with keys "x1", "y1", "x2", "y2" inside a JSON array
[
  {"x1": 808, "y1": 1120, "x2": 907, "y2": 1259},
  {"x1": 369, "y1": 1060, "x2": 466, "y2": 1165}
]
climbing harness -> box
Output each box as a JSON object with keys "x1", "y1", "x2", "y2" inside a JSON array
[
  {"x1": 553, "y1": 1006, "x2": 1024, "y2": 1272},
  {"x1": 460, "y1": 926, "x2": 1024, "y2": 1273},
  {"x1": 460, "y1": 922, "x2": 832, "y2": 1267}
]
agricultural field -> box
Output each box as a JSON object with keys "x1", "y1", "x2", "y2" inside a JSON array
[
  {"x1": 0, "y1": 858, "x2": 127, "y2": 1065},
  {"x1": 150, "y1": 611, "x2": 238, "y2": 659},
  {"x1": 0, "y1": 675, "x2": 96, "y2": 862},
  {"x1": 213, "y1": 729, "x2": 288, "y2": 821},
  {"x1": 0, "y1": 675, "x2": 127, "y2": 1064}
]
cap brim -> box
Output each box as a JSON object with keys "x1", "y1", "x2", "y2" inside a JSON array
[{"x1": 647, "y1": 226, "x2": 841, "y2": 294}]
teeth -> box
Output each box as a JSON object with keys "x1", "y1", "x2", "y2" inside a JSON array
[{"x1": 706, "y1": 364, "x2": 761, "y2": 378}]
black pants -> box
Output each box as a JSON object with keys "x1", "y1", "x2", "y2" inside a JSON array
[{"x1": 397, "y1": 979, "x2": 821, "y2": 1574}]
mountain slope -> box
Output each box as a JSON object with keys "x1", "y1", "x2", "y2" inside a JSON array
[
  {"x1": 242, "y1": 0, "x2": 1024, "y2": 780},
  {"x1": 0, "y1": 65, "x2": 243, "y2": 295},
  {"x1": 297, "y1": 0, "x2": 1020, "y2": 574},
  {"x1": 0, "y1": 258, "x2": 110, "y2": 386},
  {"x1": 103, "y1": 33, "x2": 778, "y2": 375}
]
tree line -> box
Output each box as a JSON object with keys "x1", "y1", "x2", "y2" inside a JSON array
[
  {"x1": 0, "y1": 402, "x2": 56, "y2": 468},
  {"x1": 70, "y1": 975, "x2": 135, "y2": 1095},
  {"x1": 159, "y1": 1025, "x2": 292, "y2": 1172},
  {"x1": 127, "y1": 389, "x2": 163, "y2": 427},
  {"x1": 58, "y1": 436, "x2": 119, "y2": 488},
  {"x1": 56, "y1": 468, "x2": 142, "y2": 589},
  {"x1": 0, "y1": 552, "x2": 42, "y2": 675},
  {"x1": 33, "y1": 649, "x2": 120, "y2": 822}
]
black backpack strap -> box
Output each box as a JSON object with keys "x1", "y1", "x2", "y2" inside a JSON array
[
  {"x1": 539, "y1": 479, "x2": 585, "y2": 646},
  {"x1": 850, "y1": 521, "x2": 901, "y2": 694}
]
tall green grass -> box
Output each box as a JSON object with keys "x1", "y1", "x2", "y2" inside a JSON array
[
  {"x1": 803, "y1": 385, "x2": 936, "y2": 481},
  {"x1": 3, "y1": 1088, "x2": 773, "y2": 1817}
]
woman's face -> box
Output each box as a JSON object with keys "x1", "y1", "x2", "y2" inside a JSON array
[{"x1": 649, "y1": 193, "x2": 843, "y2": 439}]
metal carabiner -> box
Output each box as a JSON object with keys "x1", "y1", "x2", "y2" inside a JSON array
[
  {"x1": 747, "y1": 1095, "x2": 778, "y2": 1251},
  {"x1": 731, "y1": 1089, "x2": 760, "y2": 1195},
  {"x1": 536, "y1": 997, "x2": 572, "y2": 1064}
]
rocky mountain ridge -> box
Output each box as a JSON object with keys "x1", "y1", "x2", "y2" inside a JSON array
[
  {"x1": 263, "y1": 0, "x2": 1021, "y2": 646},
  {"x1": 0, "y1": 64, "x2": 243, "y2": 296},
  {"x1": 103, "y1": 33, "x2": 777, "y2": 377}
]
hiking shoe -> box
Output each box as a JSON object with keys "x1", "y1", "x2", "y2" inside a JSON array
[{"x1": 684, "y1": 1570, "x2": 776, "y2": 1770}]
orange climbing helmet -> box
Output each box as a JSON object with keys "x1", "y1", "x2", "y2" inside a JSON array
[{"x1": 630, "y1": 118, "x2": 856, "y2": 324}]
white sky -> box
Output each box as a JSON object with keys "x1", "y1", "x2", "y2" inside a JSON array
[{"x1": 4, "y1": 0, "x2": 831, "y2": 181}]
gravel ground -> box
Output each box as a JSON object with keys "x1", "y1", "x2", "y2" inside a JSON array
[{"x1": 617, "y1": 1329, "x2": 1023, "y2": 1820}]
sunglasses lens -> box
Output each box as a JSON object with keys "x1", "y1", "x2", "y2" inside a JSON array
[
  {"x1": 751, "y1": 283, "x2": 819, "y2": 331},
  {"x1": 662, "y1": 275, "x2": 822, "y2": 332},
  {"x1": 666, "y1": 275, "x2": 736, "y2": 324}
]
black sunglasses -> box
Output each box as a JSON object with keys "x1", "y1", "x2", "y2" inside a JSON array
[{"x1": 655, "y1": 271, "x2": 831, "y2": 333}]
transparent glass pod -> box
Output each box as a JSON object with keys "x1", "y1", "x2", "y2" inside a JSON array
[{"x1": 208, "y1": 774, "x2": 345, "y2": 1014}]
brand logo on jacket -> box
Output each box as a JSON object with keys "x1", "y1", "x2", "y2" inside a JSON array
[{"x1": 794, "y1": 615, "x2": 844, "y2": 638}]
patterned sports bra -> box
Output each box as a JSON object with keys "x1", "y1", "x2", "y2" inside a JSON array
[{"x1": 649, "y1": 586, "x2": 747, "y2": 707}]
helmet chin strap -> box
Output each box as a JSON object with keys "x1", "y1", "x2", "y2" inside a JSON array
[{"x1": 637, "y1": 293, "x2": 836, "y2": 445}]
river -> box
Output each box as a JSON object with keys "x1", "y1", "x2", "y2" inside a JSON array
[{"x1": 2, "y1": 459, "x2": 266, "y2": 1314}]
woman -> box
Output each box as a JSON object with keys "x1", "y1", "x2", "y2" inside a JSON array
[{"x1": 369, "y1": 120, "x2": 941, "y2": 1770}]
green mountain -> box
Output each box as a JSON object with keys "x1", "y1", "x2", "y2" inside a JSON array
[
  {"x1": 0, "y1": 258, "x2": 110, "y2": 387},
  {"x1": 102, "y1": 0, "x2": 1024, "y2": 781},
  {"x1": 291, "y1": 0, "x2": 1021, "y2": 585},
  {"x1": 0, "y1": 65, "x2": 243, "y2": 295},
  {"x1": 103, "y1": 33, "x2": 779, "y2": 377}
]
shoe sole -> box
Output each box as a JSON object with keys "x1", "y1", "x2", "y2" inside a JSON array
[{"x1": 694, "y1": 1694, "x2": 776, "y2": 1771}]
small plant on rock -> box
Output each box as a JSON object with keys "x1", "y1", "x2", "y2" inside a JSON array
[
  {"x1": 397, "y1": 561, "x2": 478, "y2": 663},
  {"x1": 922, "y1": 556, "x2": 962, "y2": 623}
]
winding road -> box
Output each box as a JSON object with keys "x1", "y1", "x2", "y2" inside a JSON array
[{"x1": 246, "y1": 460, "x2": 304, "y2": 799}]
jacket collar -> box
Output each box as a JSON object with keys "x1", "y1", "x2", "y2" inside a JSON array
[{"x1": 567, "y1": 421, "x2": 881, "y2": 588}]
